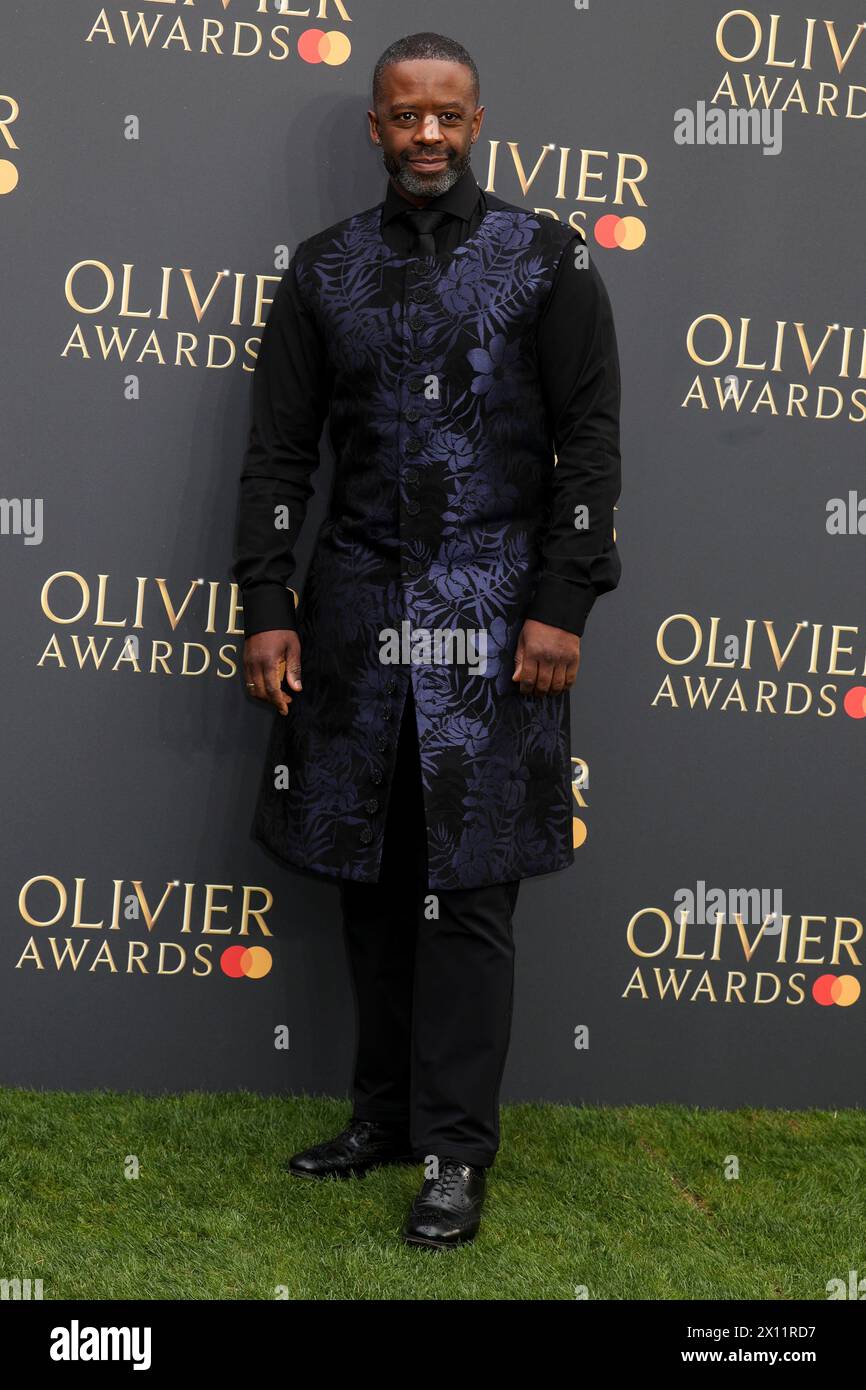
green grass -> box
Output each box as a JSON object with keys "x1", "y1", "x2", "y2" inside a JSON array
[{"x1": 1, "y1": 1089, "x2": 863, "y2": 1300}]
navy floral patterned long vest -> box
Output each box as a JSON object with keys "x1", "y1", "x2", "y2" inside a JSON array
[{"x1": 252, "y1": 194, "x2": 580, "y2": 890}]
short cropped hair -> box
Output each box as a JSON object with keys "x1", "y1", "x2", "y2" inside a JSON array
[{"x1": 372, "y1": 32, "x2": 480, "y2": 110}]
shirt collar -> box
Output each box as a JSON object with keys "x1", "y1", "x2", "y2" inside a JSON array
[{"x1": 381, "y1": 165, "x2": 482, "y2": 228}]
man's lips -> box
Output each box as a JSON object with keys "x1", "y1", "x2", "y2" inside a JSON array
[{"x1": 408, "y1": 156, "x2": 449, "y2": 166}]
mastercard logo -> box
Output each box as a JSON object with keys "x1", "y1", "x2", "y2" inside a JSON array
[
  {"x1": 0, "y1": 161, "x2": 18, "y2": 195},
  {"x1": 298, "y1": 29, "x2": 351, "y2": 66},
  {"x1": 220, "y1": 945, "x2": 273, "y2": 980},
  {"x1": 812, "y1": 973, "x2": 860, "y2": 1006},
  {"x1": 594, "y1": 214, "x2": 646, "y2": 251},
  {"x1": 842, "y1": 686, "x2": 866, "y2": 718},
  {"x1": 571, "y1": 756, "x2": 588, "y2": 848}
]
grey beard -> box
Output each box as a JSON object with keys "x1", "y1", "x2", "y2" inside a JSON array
[{"x1": 385, "y1": 150, "x2": 471, "y2": 199}]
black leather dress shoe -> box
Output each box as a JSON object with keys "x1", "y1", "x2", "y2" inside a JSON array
[
  {"x1": 284, "y1": 1117, "x2": 415, "y2": 1179},
  {"x1": 402, "y1": 1159, "x2": 487, "y2": 1248}
]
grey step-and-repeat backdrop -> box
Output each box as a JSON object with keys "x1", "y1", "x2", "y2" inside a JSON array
[{"x1": 3, "y1": 1, "x2": 864, "y2": 1107}]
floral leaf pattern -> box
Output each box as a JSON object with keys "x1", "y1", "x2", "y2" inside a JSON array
[{"x1": 252, "y1": 200, "x2": 577, "y2": 889}]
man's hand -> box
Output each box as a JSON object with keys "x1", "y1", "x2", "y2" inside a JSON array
[
  {"x1": 512, "y1": 619, "x2": 580, "y2": 696},
  {"x1": 243, "y1": 629, "x2": 301, "y2": 716}
]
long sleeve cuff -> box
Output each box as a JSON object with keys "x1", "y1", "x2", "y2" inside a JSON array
[
  {"x1": 239, "y1": 583, "x2": 297, "y2": 639},
  {"x1": 525, "y1": 573, "x2": 596, "y2": 637}
]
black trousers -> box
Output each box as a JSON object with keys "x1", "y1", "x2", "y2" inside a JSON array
[{"x1": 339, "y1": 683, "x2": 520, "y2": 1169}]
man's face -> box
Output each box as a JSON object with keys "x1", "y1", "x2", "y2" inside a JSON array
[{"x1": 368, "y1": 59, "x2": 484, "y2": 201}]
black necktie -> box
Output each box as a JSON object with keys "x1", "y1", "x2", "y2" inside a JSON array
[{"x1": 401, "y1": 208, "x2": 451, "y2": 257}]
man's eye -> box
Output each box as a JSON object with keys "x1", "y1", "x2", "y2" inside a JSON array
[{"x1": 395, "y1": 113, "x2": 461, "y2": 122}]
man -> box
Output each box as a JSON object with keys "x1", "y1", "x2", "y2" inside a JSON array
[{"x1": 232, "y1": 31, "x2": 621, "y2": 1250}]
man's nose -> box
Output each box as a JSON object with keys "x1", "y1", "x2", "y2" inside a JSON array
[{"x1": 415, "y1": 116, "x2": 443, "y2": 143}]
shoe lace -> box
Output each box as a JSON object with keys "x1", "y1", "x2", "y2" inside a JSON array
[
  {"x1": 336, "y1": 1118, "x2": 376, "y2": 1149},
  {"x1": 424, "y1": 1159, "x2": 470, "y2": 1201},
  {"x1": 307, "y1": 1118, "x2": 373, "y2": 1158},
  {"x1": 337, "y1": 1117, "x2": 403, "y2": 1153},
  {"x1": 345, "y1": 1119, "x2": 375, "y2": 1137}
]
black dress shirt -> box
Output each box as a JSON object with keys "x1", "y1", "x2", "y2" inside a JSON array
[{"x1": 233, "y1": 166, "x2": 621, "y2": 639}]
